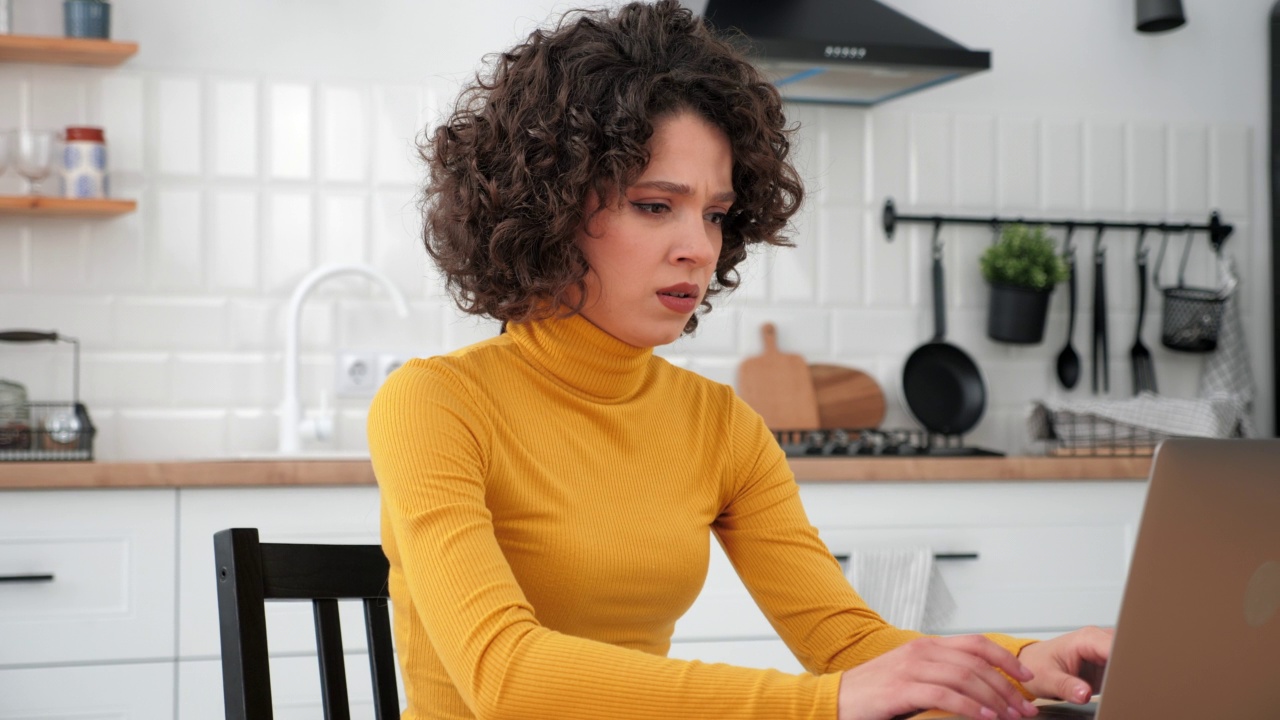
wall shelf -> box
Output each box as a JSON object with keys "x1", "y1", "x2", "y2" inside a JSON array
[
  {"x1": 0, "y1": 196, "x2": 137, "y2": 217},
  {"x1": 0, "y1": 35, "x2": 138, "y2": 66}
]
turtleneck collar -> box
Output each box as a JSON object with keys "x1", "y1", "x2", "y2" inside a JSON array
[{"x1": 506, "y1": 311, "x2": 654, "y2": 402}]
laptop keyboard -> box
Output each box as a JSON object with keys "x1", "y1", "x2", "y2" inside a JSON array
[{"x1": 1034, "y1": 701, "x2": 1099, "y2": 718}]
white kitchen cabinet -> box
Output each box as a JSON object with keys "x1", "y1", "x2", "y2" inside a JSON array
[
  {"x1": 178, "y1": 655, "x2": 399, "y2": 720},
  {"x1": 0, "y1": 476, "x2": 1146, "y2": 718},
  {"x1": 0, "y1": 489, "x2": 177, "y2": 666},
  {"x1": 0, "y1": 661, "x2": 175, "y2": 719},
  {"x1": 673, "y1": 480, "x2": 1147, "y2": 669}
]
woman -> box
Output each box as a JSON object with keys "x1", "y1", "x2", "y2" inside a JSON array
[{"x1": 368, "y1": 3, "x2": 1110, "y2": 719}]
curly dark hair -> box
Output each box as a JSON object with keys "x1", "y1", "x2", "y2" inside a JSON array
[{"x1": 421, "y1": 0, "x2": 804, "y2": 333}]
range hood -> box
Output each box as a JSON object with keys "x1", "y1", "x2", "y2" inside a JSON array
[{"x1": 701, "y1": 0, "x2": 991, "y2": 106}]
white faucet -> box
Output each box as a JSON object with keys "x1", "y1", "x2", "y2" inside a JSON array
[{"x1": 279, "y1": 264, "x2": 410, "y2": 454}]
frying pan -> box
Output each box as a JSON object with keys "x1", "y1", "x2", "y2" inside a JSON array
[{"x1": 901, "y1": 224, "x2": 987, "y2": 436}]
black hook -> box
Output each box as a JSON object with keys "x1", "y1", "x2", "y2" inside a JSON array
[
  {"x1": 931, "y1": 219, "x2": 944, "y2": 258},
  {"x1": 1135, "y1": 226, "x2": 1149, "y2": 262},
  {"x1": 882, "y1": 198, "x2": 898, "y2": 240}
]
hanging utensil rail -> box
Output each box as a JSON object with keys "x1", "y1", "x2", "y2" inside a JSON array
[{"x1": 881, "y1": 197, "x2": 1233, "y2": 247}]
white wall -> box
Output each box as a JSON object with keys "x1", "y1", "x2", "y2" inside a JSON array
[{"x1": 0, "y1": 0, "x2": 1270, "y2": 460}]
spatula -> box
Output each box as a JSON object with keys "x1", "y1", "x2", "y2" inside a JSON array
[{"x1": 736, "y1": 323, "x2": 821, "y2": 431}]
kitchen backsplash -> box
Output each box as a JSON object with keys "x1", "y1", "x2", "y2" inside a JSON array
[{"x1": 0, "y1": 66, "x2": 1258, "y2": 459}]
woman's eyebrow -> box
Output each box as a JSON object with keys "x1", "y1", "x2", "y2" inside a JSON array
[{"x1": 631, "y1": 180, "x2": 736, "y2": 204}]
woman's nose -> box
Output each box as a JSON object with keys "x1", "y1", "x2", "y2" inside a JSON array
[{"x1": 672, "y1": 219, "x2": 720, "y2": 266}]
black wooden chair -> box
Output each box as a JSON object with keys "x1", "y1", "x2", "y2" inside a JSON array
[{"x1": 213, "y1": 527, "x2": 400, "y2": 720}]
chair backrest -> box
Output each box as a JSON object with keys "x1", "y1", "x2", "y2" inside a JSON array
[{"x1": 213, "y1": 527, "x2": 400, "y2": 720}]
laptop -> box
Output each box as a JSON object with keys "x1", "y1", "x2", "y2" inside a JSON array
[{"x1": 919, "y1": 438, "x2": 1280, "y2": 719}]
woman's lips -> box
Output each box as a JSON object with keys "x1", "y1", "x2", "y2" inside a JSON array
[{"x1": 657, "y1": 283, "x2": 700, "y2": 313}]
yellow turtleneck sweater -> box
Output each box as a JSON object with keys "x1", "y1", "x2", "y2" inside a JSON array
[{"x1": 368, "y1": 312, "x2": 1034, "y2": 720}]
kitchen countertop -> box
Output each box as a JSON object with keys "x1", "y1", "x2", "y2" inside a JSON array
[{"x1": 0, "y1": 455, "x2": 1152, "y2": 490}]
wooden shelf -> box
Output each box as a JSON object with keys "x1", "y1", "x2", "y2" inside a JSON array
[
  {"x1": 0, "y1": 34, "x2": 137, "y2": 67},
  {"x1": 0, "y1": 196, "x2": 137, "y2": 217}
]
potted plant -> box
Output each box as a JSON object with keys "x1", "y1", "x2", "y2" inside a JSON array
[{"x1": 980, "y1": 223, "x2": 1068, "y2": 344}]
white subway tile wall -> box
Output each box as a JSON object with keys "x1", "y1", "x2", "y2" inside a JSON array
[{"x1": 0, "y1": 68, "x2": 1259, "y2": 459}]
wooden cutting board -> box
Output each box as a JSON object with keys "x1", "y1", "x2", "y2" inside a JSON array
[
  {"x1": 809, "y1": 363, "x2": 887, "y2": 430},
  {"x1": 736, "y1": 323, "x2": 821, "y2": 431}
]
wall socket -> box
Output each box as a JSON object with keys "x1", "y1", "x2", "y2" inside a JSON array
[{"x1": 336, "y1": 351, "x2": 412, "y2": 398}]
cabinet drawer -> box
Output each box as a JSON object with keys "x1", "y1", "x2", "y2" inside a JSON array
[
  {"x1": 178, "y1": 655, "x2": 402, "y2": 720},
  {"x1": 820, "y1": 522, "x2": 1131, "y2": 634},
  {"x1": 177, "y1": 487, "x2": 383, "y2": 658},
  {"x1": 0, "y1": 661, "x2": 175, "y2": 719},
  {"x1": 0, "y1": 489, "x2": 177, "y2": 666}
]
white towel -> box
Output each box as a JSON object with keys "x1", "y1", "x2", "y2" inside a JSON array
[
  {"x1": 844, "y1": 547, "x2": 956, "y2": 633},
  {"x1": 1199, "y1": 257, "x2": 1255, "y2": 437}
]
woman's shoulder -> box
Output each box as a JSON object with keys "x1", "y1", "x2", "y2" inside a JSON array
[
  {"x1": 650, "y1": 357, "x2": 750, "y2": 414},
  {"x1": 376, "y1": 334, "x2": 517, "y2": 403}
]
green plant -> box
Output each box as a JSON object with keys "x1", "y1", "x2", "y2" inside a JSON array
[{"x1": 979, "y1": 224, "x2": 1068, "y2": 291}]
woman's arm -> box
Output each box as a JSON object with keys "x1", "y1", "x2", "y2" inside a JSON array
[{"x1": 714, "y1": 397, "x2": 1041, "y2": 720}]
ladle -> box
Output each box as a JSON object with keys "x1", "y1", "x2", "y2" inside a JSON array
[{"x1": 1055, "y1": 226, "x2": 1081, "y2": 389}]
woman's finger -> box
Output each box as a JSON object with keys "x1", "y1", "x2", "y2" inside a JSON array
[
  {"x1": 904, "y1": 682, "x2": 1005, "y2": 720},
  {"x1": 937, "y1": 635, "x2": 1035, "y2": 682},
  {"x1": 913, "y1": 657, "x2": 1035, "y2": 720}
]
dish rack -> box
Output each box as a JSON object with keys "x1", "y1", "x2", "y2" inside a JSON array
[
  {"x1": 1040, "y1": 409, "x2": 1170, "y2": 457},
  {"x1": 0, "y1": 331, "x2": 96, "y2": 462}
]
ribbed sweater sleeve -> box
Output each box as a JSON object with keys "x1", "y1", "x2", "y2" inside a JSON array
[
  {"x1": 714, "y1": 396, "x2": 1038, "y2": 674},
  {"x1": 369, "y1": 358, "x2": 842, "y2": 720}
]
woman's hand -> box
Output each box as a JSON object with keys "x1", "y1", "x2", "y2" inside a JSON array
[
  {"x1": 837, "y1": 635, "x2": 1040, "y2": 720},
  {"x1": 1017, "y1": 626, "x2": 1112, "y2": 704}
]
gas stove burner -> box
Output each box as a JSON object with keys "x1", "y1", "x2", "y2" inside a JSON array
[{"x1": 773, "y1": 428, "x2": 1003, "y2": 458}]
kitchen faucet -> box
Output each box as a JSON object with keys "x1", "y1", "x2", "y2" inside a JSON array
[{"x1": 279, "y1": 264, "x2": 410, "y2": 454}]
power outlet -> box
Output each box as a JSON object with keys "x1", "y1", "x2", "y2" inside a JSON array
[
  {"x1": 377, "y1": 353, "x2": 411, "y2": 384},
  {"x1": 336, "y1": 351, "x2": 378, "y2": 398}
]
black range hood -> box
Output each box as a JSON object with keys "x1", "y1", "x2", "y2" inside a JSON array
[{"x1": 702, "y1": 0, "x2": 991, "y2": 106}]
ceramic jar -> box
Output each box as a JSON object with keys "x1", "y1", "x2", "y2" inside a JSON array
[
  {"x1": 62, "y1": 126, "x2": 108, "y2": 199},
  {"x1": 63, "y1": 0, "x2": 109, "y2": 39}
]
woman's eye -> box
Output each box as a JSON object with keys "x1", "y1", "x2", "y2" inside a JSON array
[
  {"x1": 632, "y1": 202, "x2": 668, "y2": 215},
  {"x1": 707, "y1": 212, "x2": 727, "y2": 226}
]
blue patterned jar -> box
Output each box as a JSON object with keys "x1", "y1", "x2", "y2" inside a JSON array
[{"x1": 62, "y1": 126, "x2": 108, "y2": 199}]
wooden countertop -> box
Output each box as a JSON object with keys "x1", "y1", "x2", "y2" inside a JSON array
[{"x1": 0, "y1": 455, "x2": 1151, "y2": 490}]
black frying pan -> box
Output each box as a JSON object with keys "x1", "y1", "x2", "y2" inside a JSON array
[{"x1": 902, "y1": 226, "x2": 987, "y2": 436}]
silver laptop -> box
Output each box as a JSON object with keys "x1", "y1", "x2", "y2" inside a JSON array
[{"x1": 932, "y1": 438, "x2": 1280, "y2": 719}]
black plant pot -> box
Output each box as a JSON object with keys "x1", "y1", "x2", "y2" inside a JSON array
[{"x1": 987, "y1": 282, "x2": 1052, "y2": 345}]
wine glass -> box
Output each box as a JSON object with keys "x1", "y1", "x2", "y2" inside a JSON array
[
  {"x1": 15, "y1": 129, "x2": 57, "y2": 196},
  {"x1": 0, "y1": 130, "x2": 11, "y2": 179}
]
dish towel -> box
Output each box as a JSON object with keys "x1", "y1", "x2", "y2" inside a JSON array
[
  {"x1": 1028, "y1": 393, "x2": 1246, "y2": 446},
  {"x1": 1198, "y1": 257, "x2": 1255, "y2": 437},
  {"x1": 844, "y1": 547, "x2": 956, "y2": 633}
]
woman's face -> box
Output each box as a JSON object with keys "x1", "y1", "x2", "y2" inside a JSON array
[{"x1": 576, "y1": 111, "x2": 734, "y2": 348}]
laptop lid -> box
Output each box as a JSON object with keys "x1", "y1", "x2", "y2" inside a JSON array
[{"x1": 1094, "y1": 438, "x2": 1280, "y2": 719}]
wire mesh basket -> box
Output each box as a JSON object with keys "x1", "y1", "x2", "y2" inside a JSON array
[
  {"x1": 0, "y1": 401, "x2": 95, "y2": 461},
  {"x1": 0, "y1": 330, "x2": 96, "y2": 462},
  {"x1": 1161, "y1": 286, "x2": 1225, "y2": 353},
  {"x1": 1041, "y1": 409, "x2": 1172, "y2": 457}
]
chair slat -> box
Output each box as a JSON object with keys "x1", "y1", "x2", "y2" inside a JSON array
[
  {"x1": 365, "y1": 598, "x2": 401, "y2": 720},
  {"x1": 261, "y1": 543, "x2": 389, "y2": 600},
  {"x1": 314, "y1": 598, "x2": 352, "y2": 720}
]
